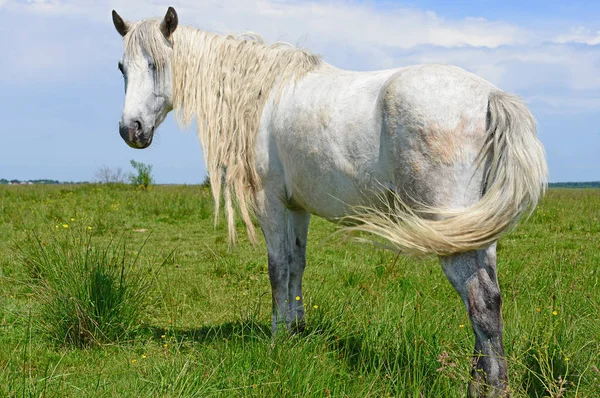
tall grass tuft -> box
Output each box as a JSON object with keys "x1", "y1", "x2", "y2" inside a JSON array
[{"x1": 17, "y1": 231, "x2": 157, "y2": 347}]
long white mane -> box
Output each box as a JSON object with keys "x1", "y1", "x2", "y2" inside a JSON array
[{"x1": 124, "y1": 20, "x2": 321, "y2": 243}]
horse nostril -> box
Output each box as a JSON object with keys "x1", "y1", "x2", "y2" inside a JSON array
[{"x1": 134, "y1": 120, "x2": 142, "y2": 132}]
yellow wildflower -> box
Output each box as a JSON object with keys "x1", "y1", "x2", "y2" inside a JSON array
[
  {"x1": 70, "y1": 218, "x2": 75, "y2": 221},
  {"x1": 142, "y1": 354, "x2": 147, "y2": 359},
  {"x1": 131, "y1": 359, "x2": 137, "y2": 364},
  {"x1": 459, "y1": 324, "x2": 464, "y2": 328},
  {"x1": 295, "y1": 296, "x2": 301, "y2": 301},
  {"x1": 62, "y1": 224, "x2": 68, "y2": 228},
  {"x1": 313, "y1": 305, "x2": 319, "y2": 309},
  {"x1": 552, "y1": 310, "x2": 558, "y2": 316}
]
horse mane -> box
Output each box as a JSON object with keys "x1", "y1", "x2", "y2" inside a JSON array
[{"x1": 124, "y1": 20, "x2": 321, "y2": 244}]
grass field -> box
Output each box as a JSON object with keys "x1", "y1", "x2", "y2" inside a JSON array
[{"x1": 0, "y1": 184, "x2": 599, "y2": 397}]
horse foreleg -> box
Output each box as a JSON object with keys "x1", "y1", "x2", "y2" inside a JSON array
[
  {"x1": 287, "y1": 210, "x2": 310, "y2": 332},
  {"x1": 255, "y1": 191, "x2": 291, "y2": 336},
  {"x1": 440, "y1": 243, "x2": 509, "y2": 397}
]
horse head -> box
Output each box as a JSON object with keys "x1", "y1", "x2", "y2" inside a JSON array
[{"x1": 112, "y1": 7, "x2": 178, "y2": 148}]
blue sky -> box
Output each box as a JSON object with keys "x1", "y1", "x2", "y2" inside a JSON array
[{"x1": 1, "y1": 0, "x2": 599, "y2": 183}]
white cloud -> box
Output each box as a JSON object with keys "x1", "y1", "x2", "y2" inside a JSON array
[
  {"x1": 3, "y1": 0, "x2": 525, "y2": 48},
  {"x1": 393, "y1": 44, "x2": 600, "y2": 94},
  {"x1": 554, "y1": 26, "x2": 600, "y2": 45},
  {"x1": 529, "y1": 95, "x2": 600, "y2": 114}
]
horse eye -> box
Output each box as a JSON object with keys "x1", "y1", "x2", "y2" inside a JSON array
[
  {"x1": 118, "y1": 62, "x2": 124, "y2": 75},
  {"x1": 148, "y1": 61, "x2": 156, "y2": 70}
]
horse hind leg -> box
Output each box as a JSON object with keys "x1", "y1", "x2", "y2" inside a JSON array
[{"x1": 440, "y1": 243, "x2": 509, "y2": 398}]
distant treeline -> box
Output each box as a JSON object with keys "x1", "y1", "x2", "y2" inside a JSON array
[
  {"x1": 549, "y1": 182, "x2": 600, "y2": 188},
  {"x1": 0, "y1": 179, "x2": 90, "y2": 185}
]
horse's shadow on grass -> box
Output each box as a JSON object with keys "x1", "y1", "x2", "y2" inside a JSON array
[
  {"x1": 149, "y1": 320, "x2": 271, "y2": 345},
  {"x1": 149, "y1": 317, "x2": 433, "y2": 374},
  {"x1": 305, "y1": 318, "x2": 441, "y2": 375},
  {"x1": 149, "y1": 317, "x2": 442, "y2": 387}
]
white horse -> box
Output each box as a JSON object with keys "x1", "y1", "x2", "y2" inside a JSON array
[{"x1": 112, "y1": 7, "x2": 547, "y2": 397}]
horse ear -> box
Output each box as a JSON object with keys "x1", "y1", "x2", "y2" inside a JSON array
[
  {"x1": 160, "y1": 6, "x2": 178, "y2": 39},
  {"x1": 112, "y1": 10, "x2": 129, "y2": 37}
]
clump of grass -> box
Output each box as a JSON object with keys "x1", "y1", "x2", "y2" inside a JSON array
[
  {"x1": 17, "y1": 231, "x2": 157, "y2": 347},
  {"x1": 516, "y1": 314, "x2": 574, "y2": 397}
]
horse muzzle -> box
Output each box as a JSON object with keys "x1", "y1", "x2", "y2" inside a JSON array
[{"x1": 119, "y1": 120, "x2": 154, "y2": 149}]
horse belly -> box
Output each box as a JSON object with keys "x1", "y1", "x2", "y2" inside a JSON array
[{"x1": 284, "y1": 146, "x2": 377, "y2": 220}]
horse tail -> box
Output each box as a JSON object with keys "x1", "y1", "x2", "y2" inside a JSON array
[{"x1": 343, "y1": 91, "x2": 548, "y2": 256}]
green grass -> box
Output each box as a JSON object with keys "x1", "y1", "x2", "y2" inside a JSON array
[
  {"x1": 16, "y1": 230, "x2": 157, "y2": 348},
  {"x1": 0, "y1": 184, "x2": 599, "y2": 397}
]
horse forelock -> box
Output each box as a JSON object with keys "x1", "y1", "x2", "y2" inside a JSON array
[{"x1": 122, "y1": 19, "x2": 171, "y2": 88}]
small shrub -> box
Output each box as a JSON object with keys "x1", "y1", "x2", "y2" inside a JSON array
[
  {"x1": 129, "y1": 159, "x2": 154, "y2": 190},
  {"x1": 18, "y1": 231, "x2": 158, "y2": 347},
  {"x1": 95, "y1": 165, "x2": 126, "y2": 184}
]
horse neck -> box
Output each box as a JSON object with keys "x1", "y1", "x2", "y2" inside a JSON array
[{"x1": 169, "y1": 26, "x2": 321, "y2": 116}]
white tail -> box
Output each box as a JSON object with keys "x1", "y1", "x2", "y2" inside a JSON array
[{"x1": 343, "y1": 91, "x2": 548, "y2": 256}]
